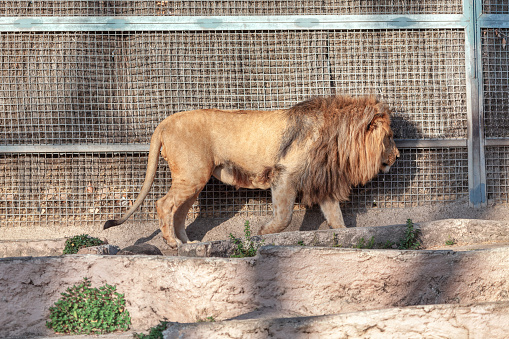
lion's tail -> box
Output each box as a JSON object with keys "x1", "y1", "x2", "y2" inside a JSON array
[{"x1": 103, "y1": 128, "x2": 162, "y2": 230}]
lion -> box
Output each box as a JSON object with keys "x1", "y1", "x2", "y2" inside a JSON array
[{"x1": 104, "y1": 95, "x2": 399, "y2": 247}]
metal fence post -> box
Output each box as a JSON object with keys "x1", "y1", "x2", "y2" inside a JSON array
[{"x1": 464, "y1": 0, "x2": 487, "y2": 207}]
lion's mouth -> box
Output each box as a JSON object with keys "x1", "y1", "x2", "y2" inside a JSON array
[{"x1": 381, "y1": 163, "x2": 391, "y2": 173}]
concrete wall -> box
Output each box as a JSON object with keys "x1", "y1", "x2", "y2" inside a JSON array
[{"x1": 2, "y1": 245, "x2": 509, "y2": 338}]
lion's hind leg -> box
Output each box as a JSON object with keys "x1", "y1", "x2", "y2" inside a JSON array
[
  {"x1": 156, "y1": 183, "x2": 205, "y2": 248},
  {"x1": 172, "y1": 191, "x2": 201, "y2": 244},
  {"x1": 156, "y1": 192, "x2": 180, "y2": 248}
]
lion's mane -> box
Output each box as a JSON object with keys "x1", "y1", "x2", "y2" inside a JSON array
[{"x1": 279, "y1": 95, "x2": 392, "y2": 206}]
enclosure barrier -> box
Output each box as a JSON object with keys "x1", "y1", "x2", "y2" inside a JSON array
[{"x1": 0, "y1": 0, "x2": 507, "y2": 227}]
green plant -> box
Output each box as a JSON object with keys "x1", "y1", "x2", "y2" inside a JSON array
[
  {"x1": 63, "y1": 234, "x2": 104, "y2": 254},
  {"x1": 229, "y1": 221, "x2": 264, "y2": 258},
  {"x1": 133, "y1": 321, "x2": 169, "y2": 339},
  {"x1": 398, "y1": 219, "x2": 421, "y2": 250},
  {"x1": 445, "y1": 237, "x2": 456, "y2": 246},
  {"x1": 354, "y1": 236, "x2": 375, "y2": 249},
  {"x1": 46, "y1": 277, "x2": 131, "y2": 335},
  {"x1": 332, "y1": 233, "x2": 341, "y2": 247},
  {"x1": 197, "y1": 316, "x2": 216, "y2": 323},
  {"x1": 381, "y1": 240, "x2": 395, "y2": 249},
  {"x1": 297, "y1": 240, "x2": 305, "y2": 246}
]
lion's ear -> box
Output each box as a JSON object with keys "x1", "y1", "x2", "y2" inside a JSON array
[{"x1": 367, "y1": 113, "x2": 386, "y2": 132}]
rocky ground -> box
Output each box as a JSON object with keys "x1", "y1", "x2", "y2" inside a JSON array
[{"x1": 1, "y1": 198, "x2": 509, "y2": 255}]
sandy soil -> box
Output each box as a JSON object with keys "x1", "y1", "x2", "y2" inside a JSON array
[{"x1": 1, "y1": 197, "x2": 508, "y2": 255}]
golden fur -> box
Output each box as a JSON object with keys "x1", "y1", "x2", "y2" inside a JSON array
[{"x1": 104, "y1": 95, "x2": 399, "y2": 247}]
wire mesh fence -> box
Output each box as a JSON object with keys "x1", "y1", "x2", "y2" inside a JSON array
[
  {"x1": 0, "y1": 1, "x2": 464, "y2": 16},
  {"x1": 0, "y1": 147, "x2": 469, "y2": 227},
  {"x1": 0, "y1": 29, "x2": 472, "y2": 226},
  {"x1": 481, "y1": 0, "x2": 509, "y2": 204},
  {"x1": 482, "y1": 27, "x2": 509, "y2": 138},
  {"x1": 486, "y1": 146, "x2": 509, "y2": 203},
  {"x1": 483, "y1": 0, "x2": 509, "y2": 14},
  {"x1": 0, "y1": 1, "x2": 507, "y2": 227},
  {"x1": 0, "y1": 29, "x2": 467, "y2": 146},
  {"x1": 348, "y1": 147, "x2": 469, "y2": 209}
]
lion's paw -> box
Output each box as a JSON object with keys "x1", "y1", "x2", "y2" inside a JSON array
[
  {"x1": 164, "y1": 237, "x2": 182, "y2": 248},
  {"x1": 329, "y1": 223, "x2": 346, "y2": 229}
]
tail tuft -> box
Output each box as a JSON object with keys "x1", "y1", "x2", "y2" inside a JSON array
[{"x1": 103, "y1": 219, "x2": 119, "y2": 230}]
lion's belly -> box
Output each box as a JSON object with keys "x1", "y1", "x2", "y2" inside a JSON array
[{"x1": 212, "y1": 165, "x2": 272, "y2": 190}]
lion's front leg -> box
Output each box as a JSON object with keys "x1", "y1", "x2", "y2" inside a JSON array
[
  {"x1": 319, "y1": 198, "x2": 346, "y2": 229},
  {"x1": 258, "y1": 178, "x2": 297, "y2": 235}
]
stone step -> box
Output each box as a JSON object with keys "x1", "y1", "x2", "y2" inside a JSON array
[
  {"x1": 2, "y1": 219, "x2": 508, "y2": 259},
  {"x1": 0, "y1": 238, "x2": 67, "y2": 258},
  {"x1": 163, "y1": 302, "x2": 509, "y2": 339},
  {"x1": 179, "y1": 218, "x2": 509, "y2": 257}
]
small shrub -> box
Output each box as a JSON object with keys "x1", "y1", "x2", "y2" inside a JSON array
[
  {"x1": 297, "y1": 240, "x2": 305, "y2": 246},
  {"x1": 332, "y1": 233, "x2": 341, "y2": 247},
  {"x1": 63, "y1": 234, "x2": 104, "y2": 254},
  {"x1": 229, "y1": 221, "x2": 264, "y2": 258},
  {"x1": 197, "y1": 316, "x2": 216, "y2": 323},
  {"x1": 354, "y1": 236, "x2": 375, "y2": 249},
  {"x1": 46, "y1": 277, "x2": 131, "y2": 335},
  {"x1": 381, "y1": 240, "x2": 395, "y2": 249},
  {"x1": 399, "y1": 219, "x2": 421, "y2": 250},
  {"x1": 134, "y1": 321, "x2": 169, "y2": 339},
  {"x1": 445, "y1": 237, "x2": 456, "y2": 246}
]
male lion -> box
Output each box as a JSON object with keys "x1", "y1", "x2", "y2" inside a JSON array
[{"x1": 104, "y1": 95, "x2": 399, "y2": 247}]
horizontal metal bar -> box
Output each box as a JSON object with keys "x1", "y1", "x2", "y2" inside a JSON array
[
  {"x1": 0, "y1": 140, "x2": 467, "y2": 153},
  {"x1": 485, "y1": 139, "x2": 509, "y2": 147},
  {"x1": 395, "y1": 139, "x2": 468, "y2": 148},
  {"x1": 477, "y1": 14, "x2": 509, "y2": 28},
  {"x1": 0, "y1": 144, "x2": 150, "y2": 153},
  {"x1": 0, "y1": 14, "x2": 469, "y2": 32}
]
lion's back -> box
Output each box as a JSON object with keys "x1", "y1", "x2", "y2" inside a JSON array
[{"x1": 160, "y1": 108, "x2": 288, "y2": 170}]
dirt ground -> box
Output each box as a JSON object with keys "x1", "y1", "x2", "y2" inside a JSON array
[{"x1": 1, "y1": 197, "x2": 509, "y2": 255}]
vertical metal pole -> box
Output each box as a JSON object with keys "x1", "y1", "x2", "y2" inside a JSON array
[{"x1": 464, "y1": 0, "x2": 487, "y2": 207}]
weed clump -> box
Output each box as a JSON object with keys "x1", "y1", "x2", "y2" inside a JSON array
[
  {"x1": 336, "y1": 219, "x2": 420, "y2": 250},
  {"x1": 197, "y1": 316, "x2": 216, "y2": 322},
  {"x1": 46, "y1": 277, "x2": 131, "y2": 335},
  {"x1": 355, "y1": 236, "x2": 375, "y2": 249},
  {"x1": 445, "y1": 237, "x2": 456, "y2": 246},
  {"x1": 134, "y1": 320, "x2": 169, "y2": 339},
  {"x1": 229, "y1": 221, "x2": 264, "y2": 258},
  {"x1": 398, "y1": 219, "x2": 421, "y2": 250},
  {"x1": 63, "y1": 234, "x2": 104, "y2": 254}
]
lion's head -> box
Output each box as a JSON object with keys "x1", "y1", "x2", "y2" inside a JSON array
[
  {"x1": 380, "y1": 131, "x2": 399, "y2": 173},
  {"x1": 286, "y1": 95, "x2": 399, "y2": 206},
  {"x1": 364, "y1": 104, "x2": 400, "y2": 175}
]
